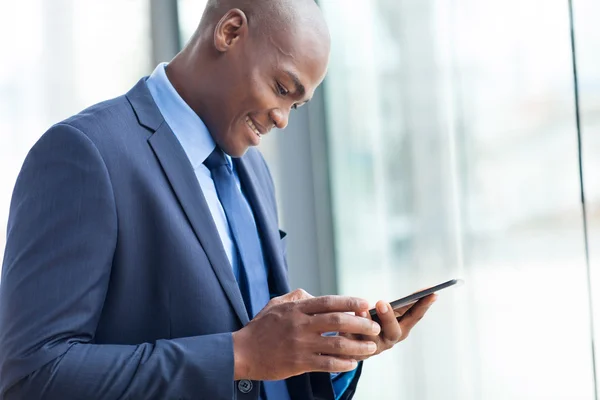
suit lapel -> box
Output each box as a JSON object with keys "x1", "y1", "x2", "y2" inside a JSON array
[
  {"x1": 235, "y1": 156, "x2": 291, "y2": 296},
  {"x1": 127, "y1": 78, "x2": 323, "y2": 398},
  {"x1": 127, "y1": 79, "x2": 250, "y2": 326}
]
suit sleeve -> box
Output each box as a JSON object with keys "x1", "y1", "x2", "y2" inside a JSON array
[{"x1": 0, "y1": 124, "x2": 235, "y2": 399}]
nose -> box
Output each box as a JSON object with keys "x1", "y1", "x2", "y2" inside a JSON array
[{"x1": 269, "y1": 108, "x2": 289, "y2": 130}]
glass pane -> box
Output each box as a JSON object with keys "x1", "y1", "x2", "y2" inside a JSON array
[
  {"x1": 321, "y1": 0, "x2": 595, "y2": 399},
  {"x1": 0, "y1": 0, "x2": 151, "y2": 264},
  {"x1": 177, "y1": 0, "x2": 208, "y2": 47},
  {"x1": 576, "y1": 0, "x2": 600, "y2": 397}
]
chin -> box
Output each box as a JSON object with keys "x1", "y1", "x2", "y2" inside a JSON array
[
  {"x1": 227, "y1": 148, "x2": 249, "y2": 158},
  {"x1": 220, "y1": 139, "x2": 250, "y2": 158}
]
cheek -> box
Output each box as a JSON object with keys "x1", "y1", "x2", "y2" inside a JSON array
[
  {"x1": 246, "y1": 68, "x2": 279, "y2": 110},
  {"x1": 223, "y1": 66, "x2": 278, "y2": 127},
  {"x1": 247, "y1": 84, "x2": 271, "y2": 110}
]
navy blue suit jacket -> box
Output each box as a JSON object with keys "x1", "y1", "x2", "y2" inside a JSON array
[{"x1": 0, "y1": 79, "x2": 361, "y2": 399}]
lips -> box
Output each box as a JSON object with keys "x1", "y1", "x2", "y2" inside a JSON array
[
  {"x1": 245, "y1": 116, "x2": 263, "y2": 139},
  {"x1": 245, "y1": 116, "x2": 262, "y2": 146}
]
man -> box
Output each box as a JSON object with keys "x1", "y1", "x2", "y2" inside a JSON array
[{"x1": 0, "y1": 0, "x2": 436, "y2": 399}]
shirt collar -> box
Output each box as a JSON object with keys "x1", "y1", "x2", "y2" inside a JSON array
[{"x1": 146, "y1": 62, "x2": 231, "y2": 170}]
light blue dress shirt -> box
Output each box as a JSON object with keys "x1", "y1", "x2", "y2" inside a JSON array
[{"x1": 146, "y1": 63, "x2": 356, "y2": 399}]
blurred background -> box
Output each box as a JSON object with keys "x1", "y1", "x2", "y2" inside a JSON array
[{"x1": 1, "y1": 0, "x2": 600, "y2": 399}]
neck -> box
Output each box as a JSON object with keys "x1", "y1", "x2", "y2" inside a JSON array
[{"x1": 166, "y1": 44, "x2": 221, "y2": 137}]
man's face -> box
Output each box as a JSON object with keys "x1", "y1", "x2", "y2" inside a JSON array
[{"x1": 208, "y1": 12, "x2": 330, "y2": 157}]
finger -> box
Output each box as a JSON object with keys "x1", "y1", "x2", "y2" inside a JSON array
[
  {"x1": 310, "y1": 312, "x2": 380, "y2": 336},
  {"x1": 298, "y1": 295, "x2": 369, "y2": 315},
  {"x1": 333, "y1": 353, "x2": 369, "y2": 362},
  {"x1": 375, "y1": 301, "x2": 403, "y2": 343},
  {"x1": 270, "y1": 288, "x2": 314, "y2": 306},
  {"x1": 370, "y1": 302, "x2": 414, "y2": 323},
  {"x1": 414, "y1": 286, "x2": 431, "y2": 293},
  {"x1": 399, "y1": 294, "x2": 437, "y2": 336},
  {"x1": 392, "y1": 303, "x2": 414, "y2": 320},
  {"x1": 317, "y1": 335, "x2": 377, "y2": 357},
  {"x1": 286, "y1": 288, "x2": 315, "y2": 301},
  {"x1": 387, "y1": 287, "x2": 431, "y2": 319},
  {"x1": 309, "y1": 355, "x2": 359, "y2": 373},
  {"x1": 384, "y1": 286, "x2": 438, "y2": 320}
]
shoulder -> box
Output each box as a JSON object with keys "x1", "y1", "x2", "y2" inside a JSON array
[
  {"x1": 241, "y1": 147, "x2": 275, "y2": 192},
  {"x1": 35, "y1": 88, "x2": 153, "y2": 169},
  {"x1": 241, "y1": 147, "x2": 269, "y2": 170},
  {"x1": 239, "y1": 147, "x2": 281, "y2": 220},
  {"x1": 61, "y1": 93, "x2": 148, "y2": 144}
]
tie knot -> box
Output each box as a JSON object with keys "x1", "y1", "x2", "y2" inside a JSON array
[{"x1": 204, "y1": 147, "x2": 228, "y2": 171}]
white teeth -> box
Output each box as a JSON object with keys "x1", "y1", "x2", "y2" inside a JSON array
[{"x1": 246, "y1": 116, "x2": 261, "y2": 137}]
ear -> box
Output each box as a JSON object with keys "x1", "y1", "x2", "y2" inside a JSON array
[{"x1": 214, "y1": 8, "x2": 248, "y2": 53}]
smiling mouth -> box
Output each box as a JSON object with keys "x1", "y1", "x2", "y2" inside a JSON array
[{"x1": 245, "y1": 116, "x2": 262, "y2": 139}]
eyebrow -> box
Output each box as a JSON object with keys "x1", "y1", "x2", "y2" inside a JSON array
[{"x1": 285, "y1": 71, "x2": 306, "y2": 98}]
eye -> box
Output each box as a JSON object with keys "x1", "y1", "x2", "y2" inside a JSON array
[
  {"x1": 276, "y1": 82, "x2": 289, "y2": 96},
  {"x1": 292, "y1": 102, "x2": 307, "y2": 110}
]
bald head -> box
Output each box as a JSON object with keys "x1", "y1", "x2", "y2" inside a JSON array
[
  {"x1": 200, "y1": 0, "x2": 329, "y2": 39},
  {"x1": 167, "y1": 0, "x2": 331, "y2": 157}
]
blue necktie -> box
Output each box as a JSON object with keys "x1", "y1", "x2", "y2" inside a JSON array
[{"x1": 204, "y1": 147, "x2": 290, "y2": 400}]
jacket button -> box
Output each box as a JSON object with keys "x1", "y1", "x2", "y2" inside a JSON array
[{"x1": 238, "y1": 379, "x2": 253, "y2": 394}]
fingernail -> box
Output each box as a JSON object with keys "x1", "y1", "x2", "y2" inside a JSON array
[
  {"x1": 367, "y1": 342, "x2": 377, "y2": 353},
  {"x1": 356, "y1": 298, "x2": 369, "y2": 309},
  {"x1": 371, "y1": 323, "x2": 381, "y2": 335},
  {"x1": 359, "y1": 311, "x2": 368, "y2": 318},
  {"x1": 377, "y1": 302, "x2": 388, "y2": 314},
  {"x1": 350, "y1": 359, "x2": 358, "y2": 369}
]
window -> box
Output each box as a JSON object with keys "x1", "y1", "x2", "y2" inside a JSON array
[
  {"x1": 576, "y1": 0, "x2": 600, "y2": 390},
  {"x1": 0, "y1": 0, "x2": 152, "y2": 264},
  {"x1": 321, "y1": 0, "x2": 600, "y2": 398}
]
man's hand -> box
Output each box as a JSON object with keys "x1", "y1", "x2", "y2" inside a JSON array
[
  {"x1": 232, "y1": 289, "x2": 381, "y2": 381},
  {"x1": 343, "y1": 294, "x2": 437, "y2": 361}
]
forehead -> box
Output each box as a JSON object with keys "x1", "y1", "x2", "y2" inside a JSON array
[{"x1": 263, "y1": 28, "x2": 329, "y2": 91}]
